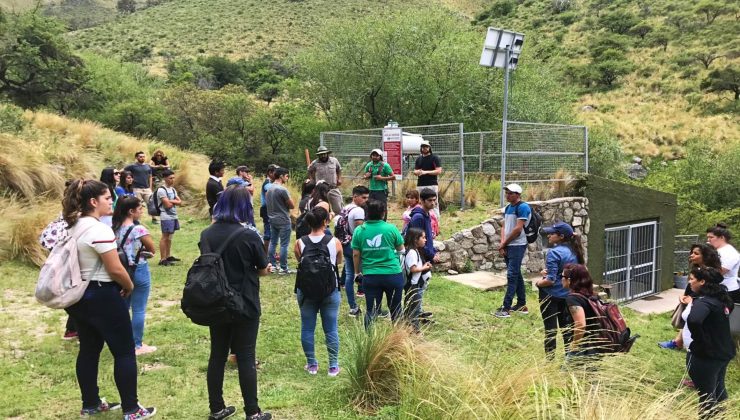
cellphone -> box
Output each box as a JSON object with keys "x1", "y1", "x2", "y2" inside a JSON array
[{"x1": 140, "y1": 251, "x2": 154, "y2": 259}]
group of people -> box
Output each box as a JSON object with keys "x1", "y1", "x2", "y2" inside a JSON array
[{"x1": 44, "y1": 141, "x2": 737, "y2": 420}]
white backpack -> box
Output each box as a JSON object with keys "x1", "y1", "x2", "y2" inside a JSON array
[{"x1": 35, "y1": 222, "x2": 100, "y2": 309}]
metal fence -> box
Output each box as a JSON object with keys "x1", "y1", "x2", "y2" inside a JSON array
[
  {"x1": 321, "y1": 121, "x2": 588, "y2": 208},
  {"x1": 321, "y1": 123, "x2": 465, "y2": 205},
  {"x1": 674, "y1": 235, "x2": 699, "y2": 274},
  {"x1": 603, "y1": 220, "x2": 662, "y2": 302}
]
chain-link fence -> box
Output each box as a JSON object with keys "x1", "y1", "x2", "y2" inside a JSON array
[
  {"x1": 322, "y1": 121, "x2": 588, "y2": 208},
  {"x1": 321, "y1": 123, "x2": 465, "y2": 206}
]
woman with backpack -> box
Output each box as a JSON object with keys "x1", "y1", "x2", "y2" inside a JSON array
[
  {"x1": 293, "y1": 207, "x2": 343, "y2": 376},
  {"x1": 113, "y1": 196, "x2": 157, "y2": 356},
  {"x1": 198, "y1": 186, "x2": 272, "y2": 420},
  {"x1": 61, "y1": 179, "x2": 156, "y2": 419},
  {"x1": 562, "y1": 264, "x2": 601, "y2": 359},
  {"x1": 535, "y1": 222, "x2": 584, "y2": 358},
  {"x1": 403, "y1": 227, "x2": 432, "y2": 332},
  {"x1": 684, "y1": 266, "x2": 735, "y2": 418}
]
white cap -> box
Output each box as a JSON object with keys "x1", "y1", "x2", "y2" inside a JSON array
[
  {"x1": 504, "y1": 183, "x2": 523, "y2": 194},
  {"x1": 370, "y1": 149, "x2": 383, "y2": 158},
  {"x1": 419, "y1": 140, "x2": 431, "y2": 148}
]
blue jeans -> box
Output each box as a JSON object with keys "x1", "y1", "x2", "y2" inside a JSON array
[
  {"x1": 502, "y1": 244, "x2": 527, "y2": 310},
  {"x1": 296, "y1": 289, "x2": 340, "y2": 368},
  {"x1": 342, "y1": 243, "x2": 363, "y2": 310},
  {"x1": 126, "y1": 262, "x2": 151, "y2": 348},
  {"x1": 65, "y1": 281, "x2": 138, "y2": 412},
  {"x1": 268, "y1": 223, "x2": 291, "y2": 270},
  {"x1": 362, "y1": 273, "x2": 404, "y2": 328}
]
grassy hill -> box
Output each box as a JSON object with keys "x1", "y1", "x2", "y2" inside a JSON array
[{"x1": 0, "y1": 103, "x2": 210, "y2": 265}]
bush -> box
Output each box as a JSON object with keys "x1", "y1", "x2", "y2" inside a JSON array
[{"x1": 0, "y1": 104, "x2": 26, "y2": 133}]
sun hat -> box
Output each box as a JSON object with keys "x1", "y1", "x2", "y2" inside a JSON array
[{"x1": 316, "y1": 146, "x2": 332, "y2": 155}]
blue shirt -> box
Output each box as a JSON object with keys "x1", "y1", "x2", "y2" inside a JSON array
[
  {"x1": 543, "y1": 244, "x2": 578, "y2": 298},
  {"x1": 504, "y1": 202, "x2": 531, "y2": 246},
  {"x1": 260, "y1": 178, "x2": 272, "y2": 208}
]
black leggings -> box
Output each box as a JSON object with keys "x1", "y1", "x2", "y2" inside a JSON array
[
  {"x1": 208, "y1": 318, "x2": 261, "y2": 416},
  {"x1": 65, "y1": 282, "x2": 138, "y2": 412},
  {"x1": 539, "y1": 289, "x2": 572, "y2": 357},
  {"x1": 729, "y1": 288, "x2": 740, "y2": 304},
  {"x1": 687, "y1": 352, "x2": 730, "y2": 419}
]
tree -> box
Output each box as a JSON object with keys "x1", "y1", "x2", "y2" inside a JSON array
[
  {"x1": 598, "y1": 10, "x2": 639, "y2": 34},
  {"x1": 692, "y1": 49, "x2": 723, "y2": 69},
  {"x1": 629, "y1": 22, "x2": 653, "y2": 39},
  {"x1": 695, "y1": 1, "x2": 730, "y2": 25},
  {"x1": 646, "y1": 28, "x2": 670, "y2": 52},
  {"x1": 256, "y1": 83, "x2": 280, "y2": 105},
  {"x1": 116, "y1": 0, "x2": 136, "y2": 14},
  {"x1": 0, "y1": 11, "x2": 88, "y2": 109},
  {"x1": 701, "y1": 66, "x2": 739, "y2": 100},
  {"x1": 593, "y1": 50, "x2": 634, "y2": 87}
]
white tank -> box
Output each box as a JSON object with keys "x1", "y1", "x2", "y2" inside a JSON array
[{"x1": 402, "y1": 133, "x2": 425, "y2": 154}]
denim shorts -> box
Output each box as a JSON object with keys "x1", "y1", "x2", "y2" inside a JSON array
[{"x1": 160, "y1": 219, "x2": 180, "y2": 234}]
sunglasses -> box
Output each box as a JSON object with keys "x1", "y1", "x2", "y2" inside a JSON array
[{"x1": 114, "y1": 172, "x2": 121, "y2": 175}]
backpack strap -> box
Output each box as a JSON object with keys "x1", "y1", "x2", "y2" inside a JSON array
[{"x1": 118, "y1": 226, "x2": 135, "y2": 250}]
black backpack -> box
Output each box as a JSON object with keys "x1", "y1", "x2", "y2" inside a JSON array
[
  {"x1": 294, "y1": 235, "x2": 339, "y2": 300},
  {"x1": 147, "y1": 186, "x2": 165, "y2": 217},
  {"x1": 333, "y1": 204, "x2": 357, "y2": 245},
  {"x1": 511, "y1": 201, "x2": 542, "y2": 244},
  {"x1": 181, "y1": 228, "x2": 247, "y2": 326},
  {"x1": 294, "y1": 201, "x2": 312, "y2": 239}
]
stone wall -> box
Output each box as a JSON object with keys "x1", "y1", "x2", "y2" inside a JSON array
[{"x1": 435, "y1": 197, "x2": 590, "y2": 273}]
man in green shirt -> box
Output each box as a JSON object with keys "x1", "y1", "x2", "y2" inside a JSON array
[{"x1": 363, "y1": 149, "x2": 395, "y2": 220}]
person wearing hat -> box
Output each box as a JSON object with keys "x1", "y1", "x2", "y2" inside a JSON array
[
  {"x1": 226, "y1": 165, "x2": 255, "y2": 195},
  {"x1": 535, "y1": 222, "x2": 585, "y2": 358},
  {"x1": 413, "y1": 140, "x2": 442, "y2": 219},
  {"x1": 308, "y1": 146, "x2": 344, "y2": 214},
  {"x1": 683, "y1": 266, "x2": 735, "y2": 418},
  {"x1": 494, "y1": 183, "x2": 532, "y2": 319},
  {"x1": 363, "y1": 149, "x2": 395, "y2": 220}
]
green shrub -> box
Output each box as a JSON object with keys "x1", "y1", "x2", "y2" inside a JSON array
[{"x1": 0, "y1": 104, "x2": 26, "y2": 133}]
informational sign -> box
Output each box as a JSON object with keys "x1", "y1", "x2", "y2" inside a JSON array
[{"x1": 382, "y1": 127, "x2": 403, "y2": 180}]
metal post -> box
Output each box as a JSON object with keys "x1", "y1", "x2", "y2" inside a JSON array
[
  {"x1": 320, "y1": 132, "x2": 324, "y2": 147},
  {"x1": 583, "y1": 126, "x2": 589, "y2": 174},
  {"x1": 459, "y1": 123, "x2": 465, "y2": 210},
  {"x1": 499, "y1": 47, "x2": 511, "y2": 207},
  {"x1": 479, "y1": 132, "x2": 484, "y2": 172}
]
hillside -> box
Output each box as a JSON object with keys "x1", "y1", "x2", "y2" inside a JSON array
[
  {"x1": 0, "y1": 104, "x2": 210, "y2": 265},
  {"x1": 64, "y1": 0, "x2": 738, "y2": 159}
]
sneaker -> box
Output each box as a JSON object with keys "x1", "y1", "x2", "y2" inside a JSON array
[
  {"x1": 268, "y1": 266, "x2": 276, "y2": 274},
  {"x1": 658, "y1": 340, "x2": 679, "y2": 350},
  {"x1": 63, "y1": 330, "x2": 79, "y2": 340},
  {"x1": 278, "y1": 268, "x2": 294, "y2": 275},
  {"x1": 209, "y1": 406, "x2": 236, "y2": 420},
  {"x1": 349, "y1": 307, "x2": 362, "y2": 317},
  {"x1": 356, "y1": 291, "x2": 365, "y2": 298},
  {"x1": 419, "y1": 311, "x2": 433, "y2": 319},
  {"x1": 420, "y1": 318, "x2": 436, "y2": 325},
  {"x1": 80, "y1": 398, "x2": 121, "y2": 417},
  {"x1": 158, "y1": 260, "x2": 173, "y2": 266},
  {"x1": 165, "y1": 256, "x2": 181, "y2": 262},
  {"x1": 328, "y1": 367, "x2": 341, "y2": 377},
  {"x1": 123, "y1": 405, "x2": 156, "y2": 420},
  {"x1": 493, "y1": 308, "x2": 511, "y2": 318},
  {"x1": 681, "y1": 379, "x2": 695, "y2": 388},
  {"x1": 378, "y1": 309, "x2": 390, "y2": 318},
  {"x1": 247, "y1": 412, "x2": 272, "y2": 420},
  {"x1": 304, "y1": 364, "x2": 318, "y2": 375},
  {"x1": 135, "y1": 344, "x2": 158, "y2": 356},
  {"x1": 511, "y1": 304, "x2": 529, "y2": 315}
]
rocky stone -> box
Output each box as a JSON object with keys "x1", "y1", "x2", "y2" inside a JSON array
[
  {"x1": 471, "y1": 226, "x2": 485, "y2": 239},
  {"x1": 563, "y1": 208, "x2": 574, "y2": 221},
  {"x1": 572, "y1": 216, "x2": 583, "y2": 226},
  {"x1": 585, "y1": 218, "x2": 590, "y2": 234},
  {"x1": 452, "y1": 232, "x2": 464, "y2": 242},
  {"x1": 494, "y1": 262, "x2": 507, "y2": 270},
  {"x1": 572, "y1": 202, "x2": 581, "y2": 210},
  {"x1": 445, "y1": 241, "x2": 459, "y2": 251},
  {"x1": 474, "y1": 238, "x2": 488, "y2": 245},
  {"x1": 581, "y1": 105, "x2": 596, "y2": 112},
  {"x1": 470, "y1": 254, "x2": 483, "y2": 261},
  {"x1": 438, "y1": 252, "x2": 451, "y2": 263},
  {"x1": 436, "y1": 262, "x2": 452, "y2": 270},
  {"x1": 480, "y1": 262, "x2": 493, "y2": 270},
  {"x1": 460, "y1": 239, "x2": 474, "y2": 249},
  {"x1": 473, "y1": 244, "x2": 489, "y2": 254},
  {"x1": 447, "y1": 269, "x2": 459, "y2": 275},
  {"x1": 482, "y1": 223, "x2": 497, "y2": 237},
  {"x1": 435, "y1": 241, "x2": 445, "y2": 251},
  {"x1": 577, "y1": 209, "x2": 588, "y2": 216},
  {"x1": 462, "y1": 230, "x2": 474, "y2": 239},
  {"x1": 563, "y1": 201, "x2": 570, "y2": 208}
]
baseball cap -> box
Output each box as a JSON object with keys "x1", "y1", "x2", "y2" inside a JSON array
[
  {"x1": 542, "y1": 222, "x2": 574, "y2": 238},
  {"x1": 504, "y1": 183, "x2": 523, "y2": 194},
  {"x1": 370, "y1": 148, "x2": 383, "y2": 157}
]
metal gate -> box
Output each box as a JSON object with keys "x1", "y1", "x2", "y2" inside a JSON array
[{"x1": 603, "y1": 221, "x2": 661, "y2": 302}]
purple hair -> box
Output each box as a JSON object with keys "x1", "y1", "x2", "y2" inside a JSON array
[{"x1": 213, "y1": 185, "x2": 254, "y2": 225}]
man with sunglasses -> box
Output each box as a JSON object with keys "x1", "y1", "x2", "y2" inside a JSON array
[{"x1": 494, "y1": 183, "x2": 532, "y2": 318}]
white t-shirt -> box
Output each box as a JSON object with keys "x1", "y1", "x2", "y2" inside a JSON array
[
  {"x1": 157, "y1": 186, "x2": 179, "y2": 221},
  {"x1": 681, "y1": 301, "x2": 693, "y2": 350},
  {"x1": 70, "y1": 217, "x2": 117, "y2": 282},
  {"x1": 298, "y1": 233, "x2": 341, "y2": 265},
  {"x1": 717, "y1": 244, "x2": 740, "y2": 292},
  {"x1": 346, "y1": 205, "x2": 365, "y2": 234},
  {"x1": 404, "y1": 249, "x2": 431, "y2": 285}
]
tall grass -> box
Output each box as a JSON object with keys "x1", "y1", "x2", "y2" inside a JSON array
[
  {"x1": 342, "y1": 322, "x2": 738, "y2": 419},
  {"x1": 0, "y1": 106, "x2": 210, "y2": 265}
]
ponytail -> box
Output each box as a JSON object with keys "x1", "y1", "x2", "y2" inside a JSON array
[
  {"x1": 566, "y1": 234, "x2": 586, "y2": 264},
  {"x1": 62, "y1": 179, "x2": 109, "y2": 227}
]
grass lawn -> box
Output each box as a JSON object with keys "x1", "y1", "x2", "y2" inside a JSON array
[{"x1": 1, "y1": 216, "x2": 738, "y2": 419}]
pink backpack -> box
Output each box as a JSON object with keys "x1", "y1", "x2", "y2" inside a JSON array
[{"x1": 35, "y1": 222, "x2": 100, "y2": 309}]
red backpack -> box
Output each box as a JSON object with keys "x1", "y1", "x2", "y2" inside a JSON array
[{"x1": 573, "y1": 293, "x2": 639, "y2": 353}]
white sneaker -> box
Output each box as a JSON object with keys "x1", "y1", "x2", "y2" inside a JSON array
[{"x1": 135, "y1": 344, "x2": 158, "y2": 356}]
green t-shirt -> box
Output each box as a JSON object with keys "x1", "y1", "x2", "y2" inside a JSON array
[
  {"x1": 351, "y1": 220, "x2": 403, "y2": 275},
  {"x1": 363, "y1": 161, "x2": 393, "y2": 191}
]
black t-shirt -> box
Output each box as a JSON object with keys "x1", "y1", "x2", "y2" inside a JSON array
[
  {"x1": 199, "y1": 222, "x2": 269, "y2": 319},
  {"x1": 565, "y1": 293, "x2": 601, "y2": 350},
  {"x1": 414, "y1": 154, "x2": 441, "y2": 187}
]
